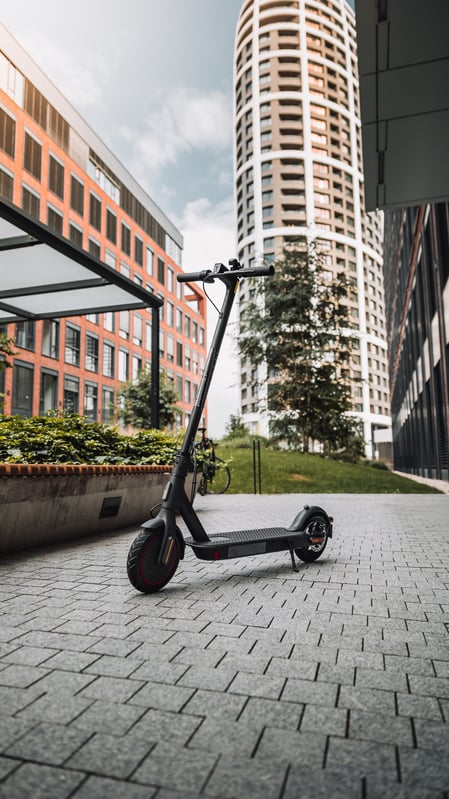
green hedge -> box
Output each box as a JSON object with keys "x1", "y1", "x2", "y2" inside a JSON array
[{"x1": 0, "y1": 414, "x2": 183, "y2": 465}]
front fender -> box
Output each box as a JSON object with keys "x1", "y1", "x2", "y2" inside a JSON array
[
  {"x1": 141, "y1": 515, "x2": 186, "y2": 559},
  {"x1": 286, "y1": 505, "x2": 333, "y2": 537}
]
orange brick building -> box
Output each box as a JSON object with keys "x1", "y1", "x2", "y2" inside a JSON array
[{"x1": 0, "y1": 23, "x2": 206, "y2": 428}]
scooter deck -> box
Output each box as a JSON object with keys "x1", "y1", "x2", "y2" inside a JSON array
[{"x1": 184, "y1": 526, "x2": 310, "y2": 561}]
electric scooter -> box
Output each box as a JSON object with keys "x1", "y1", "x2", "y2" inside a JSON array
[{"x1": 127, "y1": 260, "x2": 333, "y2": 594}]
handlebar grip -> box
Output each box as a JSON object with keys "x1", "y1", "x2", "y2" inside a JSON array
[
  {"x1": 239, "y1": 265, "x2": 275, "y2": 278},
  {"x1": 177, "y1": 269, "x2": 212, "y2": 283}
]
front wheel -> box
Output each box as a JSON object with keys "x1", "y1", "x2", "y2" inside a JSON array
[
  {"x1": 127, "y1": 529, "x2": 179, "y2": 593},
  {"x1": 204, "y1": 458, "x2": 231, "y2": 495},
  {"x1": 295, "y1": 512, "x2": 329, "y2": 563}
]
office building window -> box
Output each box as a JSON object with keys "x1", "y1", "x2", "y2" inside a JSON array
[
  {"x1": 104, "y1": 312, "x2": 115, "y2": 332},
  {"x1": 22, "y1": 185, "x2": 40, "y2": 219},
  {"x1": 167, "y1": 267, "x2": 174, "y2": 292},
  {"x1": 103, "y1": 342, "x2": 115, "y2": 377},
  {"x1": 15, "y1": 320, "x2": 35, "y2": 351},
  {"x1": 12, "y1": 362, "x2": 34, "y2": 417},
  {"x1": 24, "y1": 132, "x2": 42, "y2": 180},
  {"x1": 118, "y1": 349, "x2": 129, "y2": 381},
  {"x1": 69, "y1": 223, "x2": 83, "y2": 247},
  {"x1": 48, "y1": 155, "x2": 64, "y2": 200},
  {"x1": 47, "y1": 206, "x2": 63, "y2": 235},
  {"x1": 41, "y1": 320, "x2": 59, "y2": 359},
  {"x1": 119, "y1": 311, "x2": 130, "y2": 339},
  {"x1": 64, "y1": 375, "x2": 79, "y2": 414},
  {"x1": 145, "y1": 321, "x2": 152, "y2": 351},
  {"x1": 85, "y1": 333, "x2": 99, "y2": 372},
  {"x1": 0, "y1": 107, "x2": 16, "y2": 158},
  {"x1": 0, "y1": 166, "x2": 14, "y2": 201},
  {"x1": 167, "y1": 335, "x2": 174, "y2": 362},
  {"x1": 133, "y1": 314, "x2": 143, "y2": 346},
  {"x1": 88, "y1": 238, "x2": 101, "y2": 259},
  {"x1": 70, "y1": 174, "x2": 84, "y2": 216},
  {"x1": 106, "y1": 209, "x2": 117, "y2": 244},
  {"x1": 146, "y1": 246, "x2": 154, "y2": 275},
  {"x1": 176, "y1": 341, "x2": 183, "y2": 367},
  {"x1": 135, "y1": 235, "x2": 143, "y2": 266},
  {"x1": 120, "y1": 222, "x2": 131, "y2": 256},
  {"x1": 65, "y1": 324, "x2": 81, "y2": 366},
  {"x1": 102, "y1": 387, "x2": 115, "y2": 423},
  {"x1": 132, "y1": 355, "x2": 142, "y2": 380},
  {"x1": 40, "y1": 369, "x2": 58, "y2": 414},
  {"x1": 157, "y1": 257, "x2": 165, "y2": 285},
  {"x1": 89, "y1": 192, "x2": 102, "y2": 231},
  {"x1": 84, "y1": 382, "x2": 98, "y2": 421}
]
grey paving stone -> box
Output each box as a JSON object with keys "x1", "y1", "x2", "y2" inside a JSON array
[
  {"x1": 338, "y1": 684, "x2": 396, "y2": 713},
  {"x1": 0, "y1": 663, "x2": 49, "y2": 688},
  {"x1": 349, "y1": 709, "x2": 414, "y2": 746},
  {"x1": 399, "y1": 747, "x2": 449, "y2": 791},
  {"x1": 131, "y1": 708, "x2": 201, "y2": 745},
  {"x1": 2, "y1": 646, "x2": 55, "y2": 667},
  {"x1": 72, "y1": 698, "x2": 145, "y2": 735},
  {"x1": 326, "y1": 737, "x2": 398, "y2": 782},
  {"x1": 189, "y1": 716, "x2": 260, "y2": 756},
  {"x1": 71, "y1": 775, "x2": 156, "y2": 799},
  {"x1": 219, "y1": 652, "x2": 271, "y2": 674},
  {"x1": 17, "y1": 692, "x2": 94, "y2": 724},
  {"x1": 182, "y1": 689, "x2": 247, "y2": 720},
  {"x1": 384, "y1": 654, "x2": 435, "y2": 676},
  {"x1": 281, "y1": 676, "x2": 338, "y2": 706},
  {"x1": 408, "y1": 675, "x2": 449, "y2": 699},
  {"x1": 0, "y1": 762, "x2": 84, "y2": 799},
  {"x1": 171, "y1": 647, "x2": 225, "y2": 668},
  {"x1": 203, "y1": 753, "x2": 288, "y2": 799},
  {"x1": 39, "y1": 651, "x2": 101, "y2": 672},
  {"x1": 255, "y1": 725, "x2": 327, "y2": 766},
  {"x1": 265, "y1": 656, "x2": 317, "y2": 680},
  {"x1": 355, "y1": 666, "x2": 408, "y2": 693},
  {"x1": 284, "y1": 765, "x2": 363, "y2": 799},
  {"x1": 178, "y1": 664, "x2": 237, "y2": 692},
  {"x1": 5, "y1": 722, "x2": 92, "y2": 766},
  {"x1": 78, "y1": 675, "x2": 143, "y2": 703},
  {"x1": 228, "y1": 670, "x2": 284, "y2": 699},
  {"x1": 413, "y1": 717, "x2": 449, "y2": 751},
  {"x1": 300, "y1": 703, "x2": 347, "y2": 737},
  {"x1": 397, "y1": 692, "x2": 444, "y2": 721},
  {"x1": 0, "y1": 756, "x2": 18, "y2": 780},
  {"x1": 32, "y1": 670, "x2": 97, "y2": 694},
  {"x1": 133, "y1": 742, "x2": 217, "y2": 793},
  {"x1": 129, "y1": 661, "x2": 188, "y2": 685},
  {"x1": 83, "y1": 655, "x2": 144, "y2": 678},
  {"x1": 66, "y1": 731, "x2": 155, "y2": 779},
  {"x1": 128, "y1": 682, "x2": 194, "y2": 712}
]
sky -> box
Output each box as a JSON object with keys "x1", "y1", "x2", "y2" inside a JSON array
[{"x1": 1, "y1": 0, "x2": 244, "y2": 437}]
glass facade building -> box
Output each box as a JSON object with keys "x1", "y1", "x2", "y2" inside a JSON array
[{"x1": 384, "y1": 203, "x2": 449, "y2": 480}]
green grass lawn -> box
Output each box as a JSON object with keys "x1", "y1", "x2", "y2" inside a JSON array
[{"x1": 216, "y1": 446, "x2": 441, "y2": 494}]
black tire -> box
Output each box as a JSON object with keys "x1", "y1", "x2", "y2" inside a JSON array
[
  {"x1": 204, "y1": 457, "x2": 231, "y2": 494},
  {"x1": 295, "y1": 512, "x2": 329, "y2": 562},
  {"x1": 127, "y1": 529, "x2": 179, "y2": 593}
]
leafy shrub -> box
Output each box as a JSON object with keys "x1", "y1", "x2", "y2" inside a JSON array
[
  {"x1": 363, "y1": 459, "x2": 390, "y2": 470},
  {"x1": 0, "y1": 413, "x2": 182, "y2": 465}
]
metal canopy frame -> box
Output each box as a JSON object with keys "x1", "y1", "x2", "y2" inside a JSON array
[{"x1": 0, "y1": 198, "x2": 163, "y2": 428}]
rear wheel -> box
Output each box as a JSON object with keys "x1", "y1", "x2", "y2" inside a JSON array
[
  {"x1": 205, "y1": 458, "x2": 231, "y2": 494},
  {"x1": 295, "y1": 512, "x2": 328, "y2": 562},
  {"x1": 127, "y1": 529, "x2": 179, "y2": 593}
]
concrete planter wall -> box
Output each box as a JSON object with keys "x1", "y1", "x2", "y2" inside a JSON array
[{"x1": 0, "y1": 463, "x2": 182, "y2": 554}]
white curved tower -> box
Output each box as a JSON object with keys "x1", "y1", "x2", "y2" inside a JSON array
[{"x1": 234, "y1": 0, "x2": 390, "y2": 453}]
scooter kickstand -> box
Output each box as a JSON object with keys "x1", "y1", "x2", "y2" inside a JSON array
[{"x1": 288, "y1": 542, "x2": 299, "y2": 572}]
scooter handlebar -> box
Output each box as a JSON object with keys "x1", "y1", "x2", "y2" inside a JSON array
[{"x1": 177, "y1": 264, "x2": 274, "y2": 283}]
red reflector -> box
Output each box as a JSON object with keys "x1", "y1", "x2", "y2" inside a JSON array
[{"x1": 213, "y1": 551, "x2": 220, "y2": 560}]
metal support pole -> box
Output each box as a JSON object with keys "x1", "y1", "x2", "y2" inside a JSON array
[{"x1": 151, "y1": 306, "x2": 160, "y2": 429}]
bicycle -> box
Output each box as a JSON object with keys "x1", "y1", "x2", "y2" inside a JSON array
[{"x1": 195, "y1": 427, "x2": 231, "y2": 495}]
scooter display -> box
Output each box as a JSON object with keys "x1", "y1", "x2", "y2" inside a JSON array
[{"x1": 127, "y1": 260, "x2": 333, "y2": 593}]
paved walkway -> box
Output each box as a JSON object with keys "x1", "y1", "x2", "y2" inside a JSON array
[{"x1": 0, "y1": 493, "x2": 448, "y2": 799}]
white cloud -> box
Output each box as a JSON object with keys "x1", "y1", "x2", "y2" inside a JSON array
[
  {"x1": 120, "y1": 87, "x2": 233, "y2": 177},
  {"x1": 19, "y1": 36, "x2": 108, "y2": 112}
]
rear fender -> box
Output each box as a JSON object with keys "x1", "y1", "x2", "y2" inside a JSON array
[{"x1": 286, "y1": 505, "x2": 333, "y2": 537}]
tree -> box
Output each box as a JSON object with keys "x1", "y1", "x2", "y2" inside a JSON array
[
  {"x1": 223, "y1": 414, "x2": 249, "y2": 440},
  {"x1": 0, "y1": 334, "x2": 17, "y2": 412},
  {"x1": 238, "y1": 239, "x2": 359, "y2": 452},
  {"x1": 118, "y1": 368, "x2": 179, "y2": 430}
]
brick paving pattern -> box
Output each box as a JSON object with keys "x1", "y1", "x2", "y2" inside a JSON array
[{"x1": 0, "y1": 493, "x2": 448, "y2": 798}]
